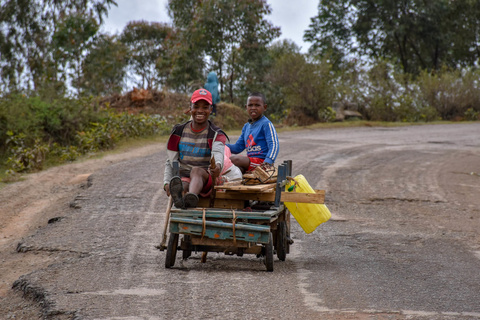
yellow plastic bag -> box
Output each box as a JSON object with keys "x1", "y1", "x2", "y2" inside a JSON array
[{"x1": 285, "y1": 174, "x2": 331, "y2": 234}]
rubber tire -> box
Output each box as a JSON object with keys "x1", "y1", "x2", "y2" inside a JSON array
[
  {"x1": 182, "y1": 235, "x2": 192, "y2": 260},
  {"x1": 264, "y1": 232, "x2": 274, "y2": 272},
  {"x1": 276, "y1": 221, "x2": 287, "y2": 261},
  {"x1": 165, "y1": 233, "x2": 179, "y2": 268}
]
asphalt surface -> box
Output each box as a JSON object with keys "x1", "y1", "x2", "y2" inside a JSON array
[{"x1": 4, "y1": 123, "x2": 480, "y2": 319}]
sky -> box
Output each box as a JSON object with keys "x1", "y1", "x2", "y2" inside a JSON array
[{"x1": 101, "y1": 0, "x2": 318, "y2": 53}]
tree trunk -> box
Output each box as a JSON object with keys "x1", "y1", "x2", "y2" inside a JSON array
[
  {"x1": 229, "y1": 49, "x2": 235, "y2": 103},
  {"x1": 219, "y1": 59, "x2": 223, "y2": 94}
]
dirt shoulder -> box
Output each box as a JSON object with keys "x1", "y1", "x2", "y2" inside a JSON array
[{"x1": 0, "y1": 142, "x2": 165, "y2": 298}]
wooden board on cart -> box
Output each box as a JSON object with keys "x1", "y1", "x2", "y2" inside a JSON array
[
  {"x1": 217, "y1": 183, "x2": 325, "y2": 202},
  {"x1": 217, "y1": 183, "x2": 276, "y2": 192},
  {"x1": 279, "y1": 190, "x2": 325, "y2": 204},
  {"x1": 195, "y1": 183, "x2": 325, "y2": 209}
]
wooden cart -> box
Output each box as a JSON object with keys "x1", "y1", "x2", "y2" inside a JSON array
[{"x1": 160, "y1": 160, "x2": 325, "y2": 272}]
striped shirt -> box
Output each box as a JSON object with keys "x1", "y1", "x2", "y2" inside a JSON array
[
  {"x1": 164, "y1": 120, "x2": 227, "y2": 183},
  {"x1": 178, "y1": 125, "x2": 210, "y2": 176}
]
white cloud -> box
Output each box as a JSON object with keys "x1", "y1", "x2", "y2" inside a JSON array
[
  {"x1": 102, "y1": 0, "x2": 170, "y2": 34},
  {"x1": 268, "y1": 0, "x2": 317, "y2": 52}
]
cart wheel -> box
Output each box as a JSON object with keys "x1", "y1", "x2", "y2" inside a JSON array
[
  {"x1": 276, "y1": 221, "x2": 287, "y2": 261},
  {"x1": 236, "y1": 248, "x2": 244, "y2": 257},
  {"x1": 165, "y1": 233, "x2": 179, "y2": 268},
  {"x1": 264, "y1": 232, "x2": 274, "y2": 272},
  {"x1": 182, "y1": 235, "x2": 192, "y2": 260}
]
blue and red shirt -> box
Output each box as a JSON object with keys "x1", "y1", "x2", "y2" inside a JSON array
[{"x1": 226, "y1": 115, "x2": 279, "y2": 164}]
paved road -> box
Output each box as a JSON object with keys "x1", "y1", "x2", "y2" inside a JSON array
[{"x1": 9, "y1": 123, "x2": 480, "y2": 319}]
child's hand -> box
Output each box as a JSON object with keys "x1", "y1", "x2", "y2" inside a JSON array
[
  {"x1": 262, "y1": 163, "x2": 273, "y2": 168},
  {"x1": 209, "y1": 166, "x2": 221, "y2": 178},
  {"x1": 261, "y1": 162, "x2": 274, "y2": 171},
  {"x1": 209, "y1": 157, "x2": 220, "y2": 178}
]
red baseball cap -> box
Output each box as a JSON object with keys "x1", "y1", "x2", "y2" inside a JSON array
[{"x1": 191, "y1": 88, "x2": 212, "y2": 105}]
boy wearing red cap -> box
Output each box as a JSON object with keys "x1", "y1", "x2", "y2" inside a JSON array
[{"x1": 163, "y1": 89, "x2": 227, "y2": 208}]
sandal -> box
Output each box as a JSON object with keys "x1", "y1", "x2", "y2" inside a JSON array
[{"x1": 169, "y1": 176, "x2": 185, "y2": 208}]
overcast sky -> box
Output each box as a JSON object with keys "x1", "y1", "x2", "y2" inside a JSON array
[{"x1": 102, "y1": 0, "x2": 318, "y2": 53}]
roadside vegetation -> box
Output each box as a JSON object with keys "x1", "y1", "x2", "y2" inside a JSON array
[
  {"x1": 1, "y1": 0, "x2": 479, "y2": 181},
  {"x1": 0, "y1": 93, "x2": 171, "y2": 181}
]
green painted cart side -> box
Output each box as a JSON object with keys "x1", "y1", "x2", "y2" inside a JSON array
[{"x1": 169, "y1": 215, "x2": 272, "y2": 244}]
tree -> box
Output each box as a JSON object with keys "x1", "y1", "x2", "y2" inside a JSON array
[
  {"x1": 120, "y1": 21, "x2": 173, "y2": 89},
  {"x1": 52, "y1": 13, "x2": 100, "y2": 93},
  {"x1": 164, "y1": 31, "x2": 206, "y2": 93},
  {"x1": 0, "y1": 0, "x2": 116, "y2": 94},
  {"x1": 76, "y1": 34, "x2": 129, "y2": 96},
  {"x1": 168, "y1": 0, "x2": 280, "y2": 99},
  {"x1": 165, "y1": 0, "x2": 207, "y2": 92},
  {"x1": 265, "y1": 41, "x2": 335, "y2": 123},
  {"x1": 257, "y1": 40, "x2": 301, "y2": 119},
  {"x1": 305, "y1": 0, "x2": 480, "y2": 74}
]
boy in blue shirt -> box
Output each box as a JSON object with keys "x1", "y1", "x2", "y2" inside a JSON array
[{"x1": 227, "y1": 92, "x2": 279, "y2": 173}]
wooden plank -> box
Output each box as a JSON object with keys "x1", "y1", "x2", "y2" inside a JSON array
[
  {"x1": 213, "y1": 189, "x2": 325, "y2": 204},
  {"x1": 244, "y1": 177, "x2": 277, "y2": 185},
  {"x1": 188, "y1": 189, "x2": 326, "y2": 206},
  {"x1": 188, "y1": 237, "x2": 263, "y2": 254},
  {"x1": 215, "y1": 183, "x2": 276, "y2": 192},
  {"x1": 219, "y1": 180, "x2": 243, "y2": 187},
  {"x1": 191, "y1": 237, "x2": 251, "y2": 247},
  {"x1": 197, "y1": 197, "x2": 245, "y2": 209},
  {"x1": 215, "y1": 191, "x2": 275, "y2": 202},
  {"x1": 280, "y1": 190, "x2": 325, "y2": 204}
]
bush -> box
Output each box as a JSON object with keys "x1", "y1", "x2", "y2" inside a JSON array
[
  {"x1": 5, "y1": 132, "x2": 49, "y2": 173},
  {"x1": 267, "y1": 51, "x2": 335, "y2": 125},
  {"x1": 464, "y1": 108, "x2": 480, "y2": 121},
  {"x1": 318, "y1": 106, "x2": 336, "y2": 122},
  {"x1": 1, "y1": 93, "x2": 170, "y2": 178},
  {"x1": 75, "y1": 111, "x2": 170, "y2": 153},
  {"x1": 0, "y1": 93, "x2": 103, "y2": 152},
  {"x1": 417, "y1": 68, "x2": 480, "y2": 120},
  {"x1": 211, "y1": 102, "x2": 248, "y2": 130}
]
